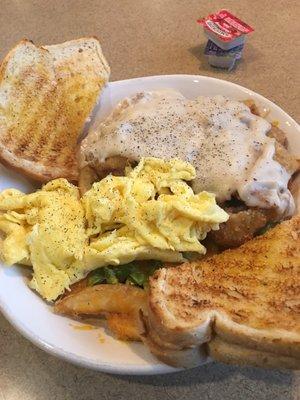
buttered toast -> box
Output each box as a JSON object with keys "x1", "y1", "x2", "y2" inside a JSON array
[
  {"x1": 143, "y1": 216, "x2": 300, "y2": 369},
  {"x1": 0, "y1": 38, "x2": 110, "y2": 182}
]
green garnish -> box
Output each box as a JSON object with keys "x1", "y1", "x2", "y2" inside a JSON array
[
  {"x1": 87, "y1": 260, "x2": 163, "y2": 288},
  {"x1": 128, "y1": 270, "x2": 147, "y2": 286},
  {"x1": 257, "y1": 221, "x2": 279, "y2": 236},
  {"x1": 87, "y1": 267, "x2": 118, "y2": 286},
  {"x1": 183, "y1": 251, "x2": 202, "y2": 261},
  {"x1": 104, "y1": 268, "x2": 119, "y2": 284}
]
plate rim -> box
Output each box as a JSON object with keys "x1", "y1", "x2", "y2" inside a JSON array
[
  {"x1": 0, "y1": 294, "x2": 181, "y2": 375},
  {"x1": 0, "y1": 74, "x2": 299, "y2": 375},
  {"x1": 112, "y1": 74, "x2": 299, "y2": 126}
]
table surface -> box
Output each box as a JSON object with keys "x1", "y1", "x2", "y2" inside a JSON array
[{"x1": 0, "y1": 1, "x2": 299, "y2": 399}]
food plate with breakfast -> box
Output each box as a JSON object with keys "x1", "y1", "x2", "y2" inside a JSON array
[{"x1": 0, "y1": 39, "x2": 299, "y2": 375}]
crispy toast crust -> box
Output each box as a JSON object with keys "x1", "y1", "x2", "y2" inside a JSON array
[
  {"x1": 0, "y1": 38, "x2": 110, "y2": 182},
  {"x1": 145, "y1": 217, "x2": 300, "y2": 366},
  {"x1": 208, "y1": 337, "x2": 300, "y2": 370}
]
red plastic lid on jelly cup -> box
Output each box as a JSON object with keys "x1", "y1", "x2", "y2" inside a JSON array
[{"x1": 197, "y1": 9, "x2": 254, "y2": 42}]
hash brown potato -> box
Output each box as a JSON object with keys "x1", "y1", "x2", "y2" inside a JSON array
[
  {"x1": 55, "y1": 283, "x2": 147, "y2": 316},
  {"x1": 107, "y1": 313, "x2": 143, "y2": 341},
  {"x1": 55, "y1": 284, "x2": 147, "y2": 340}
]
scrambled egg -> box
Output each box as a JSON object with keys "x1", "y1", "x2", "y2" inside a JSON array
[
  {"x1": 0, "y1": 180, "x2": 86, "y2": 301},
  {"x1": 83, "y1": 158, "x2": 228, "y2": 268},
  {"x1": 0, "y1": 158, "x2": 228, "y2": 301}
]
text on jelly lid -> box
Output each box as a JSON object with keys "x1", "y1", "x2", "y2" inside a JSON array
[{"x1": 197, "y1": 9, "x2": 254, "y2": 42}]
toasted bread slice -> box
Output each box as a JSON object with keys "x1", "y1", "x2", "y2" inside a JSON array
[
  {"x1": 144, "y1": 216, "x2": 300, "y2": 369},
  {"x1": 0, "y1": 38, "x2": 110, "y2": 182},
  {"x1": 208, "y1": 336, "x2": 300, "y2": 370}
]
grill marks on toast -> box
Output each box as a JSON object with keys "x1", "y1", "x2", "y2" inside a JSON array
[
  {"x1": 0, "y1": 38, "x2": 110, "y2": 181},
  {"x1": 5, "y1": 65, "x2": 58, "y2": 159},
  {"x1": 146, "y1": 217, "x2": 300, "y2": 366},
  {"x1": 153, "y1": 219, "x2": 299, "y2": 332}
]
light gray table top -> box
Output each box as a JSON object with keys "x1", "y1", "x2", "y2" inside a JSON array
[{"x1": 0, "y1": 1, "x2": 299, "y2": 399}]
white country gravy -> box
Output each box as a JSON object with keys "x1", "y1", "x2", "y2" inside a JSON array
[{"x1": 80, "y1": 89, "x2": 294, "y2": 216}]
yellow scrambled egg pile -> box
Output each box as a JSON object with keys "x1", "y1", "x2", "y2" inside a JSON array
[
  {"x1": 0, "y1": 158, "x2": 228, "y2": 301},
  {"x1": 0, "y1": 180, "x2": 86, "y2": 300}
]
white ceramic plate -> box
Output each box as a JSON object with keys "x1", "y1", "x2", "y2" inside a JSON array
[{"x1": 0, "y1": 75, "x2": 299, "y2": 375}]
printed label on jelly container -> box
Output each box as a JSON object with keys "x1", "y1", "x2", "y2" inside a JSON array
[{"x1": 197, "y1": 9, "x2": 254, "y2": 42}]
